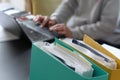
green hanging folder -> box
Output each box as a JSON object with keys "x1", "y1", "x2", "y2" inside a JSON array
[{"x1": 30, "y1": 38, "x2": 108, "y2": 80}]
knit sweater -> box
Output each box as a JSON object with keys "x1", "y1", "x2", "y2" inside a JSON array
[{"x1": 51, "y1": 0, "x2": 120, "y2": 45}]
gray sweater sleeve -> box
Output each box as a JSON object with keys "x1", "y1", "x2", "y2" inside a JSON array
[
  {"x1": 50, "y1": 0, "x2": 78, "y2": 23},
  {"x1": 71, "y1": 0, "x2": 119, "y2": 40}
]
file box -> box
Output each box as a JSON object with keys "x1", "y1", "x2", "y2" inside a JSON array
[
  {"x1": 30, "y1": 41, "x2": 108, "y2": 80},
  {"x1": 82, "y1": 35, "x2": 120, "y2": 80}
]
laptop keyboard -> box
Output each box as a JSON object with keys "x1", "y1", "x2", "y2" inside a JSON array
[
  {"x1": 18, "y1": 19, "x2": 65, "y2": 42},
  {"x1": 20, "y1": 24, "x2": 51, "y2": 42},
  {"x1": 21, "y1": 20, "x2": 56, "y2": 37}
]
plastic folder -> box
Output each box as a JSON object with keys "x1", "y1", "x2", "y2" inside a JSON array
[
  {"x1": 30, "y1": 39, "x2": 108, "y2": 80},
  {"x1": 83, "y1": 35, "x2": 120, "y2": 80}
]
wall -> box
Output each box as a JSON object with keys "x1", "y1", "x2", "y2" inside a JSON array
[
  {"x1": 31, "y1": 0, "x2": 62, "y2": 15},
  {"x1": 0, "y1": 0, "x2": 9, "y2": 2},
  {"x1": 9, "y1": 0, "x2": 25, "y2": 11},
  {"x1": 0, "y1": 0, "x2": 25, "y2": 11}
]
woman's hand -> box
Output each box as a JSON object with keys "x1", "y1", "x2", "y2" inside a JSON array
[
  {"x1": 49, "y1": 23, "x2": 72, "y2": 38},
  {"x1": 33, "y1": 15, "x2": 57, "y2": 27}
]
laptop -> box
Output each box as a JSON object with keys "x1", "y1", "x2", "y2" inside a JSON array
[
  {"x1": 0, "y1": 11, "x2": 22, "y2": 38},
  {"x1": 18, "y1": 19, "x2": 65, "y2": 43},
  {"x1": 0, "y1": 11, "x2": 65, "y2": 43}
]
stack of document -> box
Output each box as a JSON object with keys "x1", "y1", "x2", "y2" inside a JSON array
[
  {"x1": 61, "y1": 38, "x2": 117, "y2": 69},
  {"x1": 35, "y1": 41, "x2": 94, "y2": 78}
]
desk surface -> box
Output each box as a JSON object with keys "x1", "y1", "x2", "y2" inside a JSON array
[{"x1": 0, "y1": 36, "x2": 31, "y2": 80}]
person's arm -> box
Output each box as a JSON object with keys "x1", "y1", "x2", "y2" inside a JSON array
[
  {"x1": 70, "y1": 0, "x2": 119, "y2": 40},
  {"x1": 50, "y1": 0, "x2": 78, "y2": 23}
]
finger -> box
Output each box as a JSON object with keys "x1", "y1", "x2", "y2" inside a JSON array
[
  {"x1": 34, "y1": 15, "x2": 43, "y2": 23},
  {"x1": 56, "y1": 25, "x2": 64, "y2": 31},
  {"x1": 58, "y1": 31, "x2": 66, "y2": 35},
  {"x1": 49, "y1": 25, "x2": 58, "y2": 31},
  {"x1": 41, "y1": 16, "x2": 49, "y2": 27},
  {"x1": 33, "y1": 15, "x2": 40, "y2": 22},
  {"x1": 49, "y1": 24, "x2": 65, "y2": 32},
  {"x1": 48, "y1": 20, "x2": 56, "y2": 26}
]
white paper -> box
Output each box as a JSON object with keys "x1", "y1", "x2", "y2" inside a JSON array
[{"x1": 102, "y1": 44, "x2": 120, "y2": 59}]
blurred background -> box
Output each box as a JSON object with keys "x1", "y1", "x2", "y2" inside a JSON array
[{"x1": 0, "y1": 0, "x2": 62, "y2": 16}]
